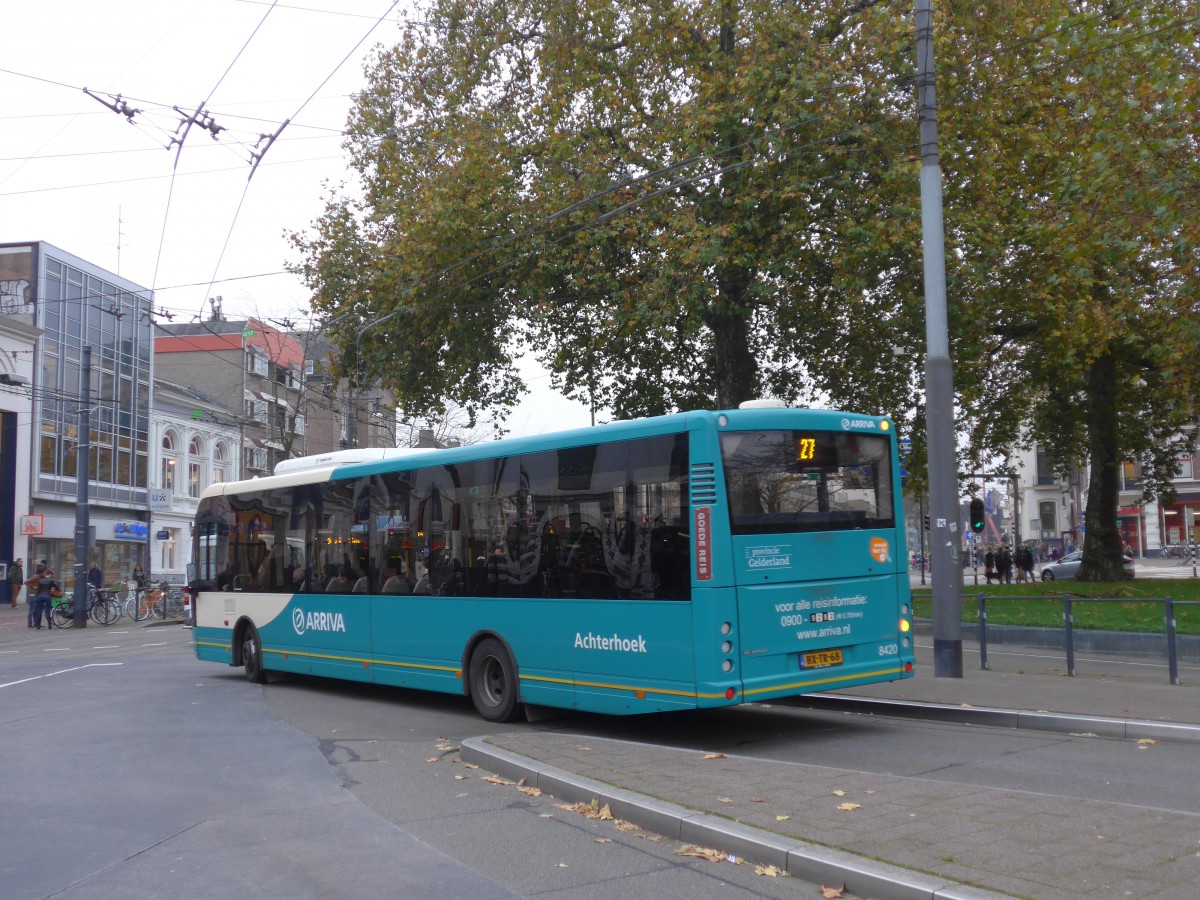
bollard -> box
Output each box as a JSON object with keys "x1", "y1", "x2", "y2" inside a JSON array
[
  {"x1": 977, "y1": 594, "x2": 989, "y2": 670},
  {"x1": 1062, "y1": 597, "x2": 1076, "y2": 676},
  {"x1": 1164, "y1": 597, "x2": 1180, "y2": 686}
]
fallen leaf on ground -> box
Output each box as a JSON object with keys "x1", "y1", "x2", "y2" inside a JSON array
[
  {"x1": 675, "y1": 845, "x2": 728, "y2": 862},
  {"x1": 425, "y1": 757, "x2": 439, "y2": 763},
  {"x1": 832, "y1": 790, "x2": 846, "y2": 797},
  {"x1": 556, "y1": 800, "x2": 612, "y2": 820},
  {"x1": 703, "y1": 752, "x2": 728, "y2": 759},
  {"x1": 594, "y1": 838, "x2": 612, "y2": 844},
  {"x1": 517, "y1": 786, "x2": 542, "y2": 797},
  {"x1": 820, "y1": 884, "x2": 846, "y2": 898},
  {"x1": 836, "y1": 802, "x2": 861, "y2": 812},
  {"x1": 751, "y1": 797, "x2": 766, "y2": 803},
  {"x1": 1136, "y1": 738, "x2": 1159, "y2": 745},
  {"x1": 454, "y1": 774, "x2": 469, "y2": 781},
  {"x1": 717, "y1": 797, "x2": 733, "y2": 804},
  {"x1": 481, "y1": 774, "x2": 514, "y2": 785},
  {"x1": 754, "y1": 864, "x2": 784, "y2": 876},
  {"x1": 775, "y1": 815, "x2": 791, "y2": 822}
]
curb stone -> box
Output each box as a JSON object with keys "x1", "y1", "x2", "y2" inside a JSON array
[{"x1": 460, "y1": 737, "x2": 1013, "y2": 900}]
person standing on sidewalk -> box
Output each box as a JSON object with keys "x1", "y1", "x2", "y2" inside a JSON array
[
  {"x1": 8, "y1": 557, "x2": 23, "y2": 608},
  {"x1": 26, "y1": 561, "x2": 44, "y2": 627},
  {"x1": 26, "y1": 566, "x2": 59, "y2": 630}
]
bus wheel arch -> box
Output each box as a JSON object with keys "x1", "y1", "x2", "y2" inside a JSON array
[
  {"x1": 234, "y1": 618, "x2": 267, "y2": 684},
  {"x1": 464, "y1": 633, "x2": 522, "y2": 723}
]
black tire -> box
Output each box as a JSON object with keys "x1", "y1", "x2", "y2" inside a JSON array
[
  {"x1": 467, "y1": 637, "x2": 521, "y2": 722},
  {"x1": 242, "y1": 624, "x2": 267, "y2": 684},
  {"x1": 98, "y1": 598, "x2": 121, "y2": 625},
  {"x1": 1041, "y1": 570, "x2": 1054, "y2": 581},
  {"x1": 51, "y1": 602, "x2": 74, "y2": 629}
]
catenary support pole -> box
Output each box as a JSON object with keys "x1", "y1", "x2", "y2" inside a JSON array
[
  {"x1": 915, "y1": 0, "x2": 962, "y2": 676},
  {"x1": 73, "y1": 346, "x2": 92, "y2": 627}
]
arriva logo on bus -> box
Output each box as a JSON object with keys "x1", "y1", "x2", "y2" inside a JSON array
[
  {"x1": 292, "y1": 607, "x2": 347, "y2": 636},
  {"x1": 841, "y1": 417, "x2": 877, "y2": 430}
]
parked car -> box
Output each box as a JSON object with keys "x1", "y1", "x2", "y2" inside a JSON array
[{"x1": 1040, "y1": 549, "x2": 1135, "y2": 581}]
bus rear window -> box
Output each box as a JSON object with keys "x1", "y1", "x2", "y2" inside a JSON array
[{"x1": 720, "y1": 430, "x2": 894, "y2": 534}]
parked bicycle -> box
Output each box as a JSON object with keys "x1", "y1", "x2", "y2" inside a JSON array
[
  {"x1": 51, "y1": 587, "x2": 121, "y2": 628},
  {"x1": 123, "y1": 583, "x2": 187, "y2": 621},
  {"x1": 124, "y1": 583, "x2": 158, "y2": 621}
]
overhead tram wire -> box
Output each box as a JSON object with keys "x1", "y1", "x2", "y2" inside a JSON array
[
  {"x1": 150, "y1": 0, "x2": 284, "y2": 307},
  {"x1": 186, "y1": 0, "x2": 403, "y2": 327}
]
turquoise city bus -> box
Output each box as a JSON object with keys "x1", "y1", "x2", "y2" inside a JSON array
[{"x1": 190, "y1": 404, "x2": 915, "y2": 721}]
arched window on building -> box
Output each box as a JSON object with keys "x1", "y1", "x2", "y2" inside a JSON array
[
  {"x1": 213, "y1": 441, "x2": 231, "y2": 485},
  {"x1": 162, "y1": 431, "x2": 180, "y2": 492},
  {"x1": 189, "y1": 436, "x2": 207, "y2": 498}
]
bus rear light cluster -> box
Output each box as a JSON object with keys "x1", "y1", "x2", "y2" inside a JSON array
[{"x1": 899, "y1": 618, "x2": 911, "y2": 633}]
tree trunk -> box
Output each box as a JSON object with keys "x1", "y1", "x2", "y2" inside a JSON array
[
  {"x1": 709, "y1": 271, "x2": 758, "y2": 409},
  {"x1": 1077, "y1": 350, "x2": 1131, "y2": 581}
]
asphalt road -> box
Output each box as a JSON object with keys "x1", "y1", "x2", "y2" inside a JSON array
[
  {"x1": 6, "y1": 620, "x2": 1197, "y2": 899},
  {"x1": 0, "y1": 627, "x2": 822, "y2": 900}
]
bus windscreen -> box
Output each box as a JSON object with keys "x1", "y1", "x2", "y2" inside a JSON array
[{"x1": 720, "y1": 430, "x2": 894, "y2": 534}]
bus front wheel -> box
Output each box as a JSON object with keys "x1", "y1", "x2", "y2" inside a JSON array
[
  {"x1": 242, "y1": 624, "x2": 267, "y2": 684},
  {"x1": 468, "y1": 637, "x2": 521, "y2": 722}
]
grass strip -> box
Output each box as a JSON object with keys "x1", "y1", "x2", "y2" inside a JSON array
[{"x1": 911, "y1": 579, "x2": 1200, "y2": 634}]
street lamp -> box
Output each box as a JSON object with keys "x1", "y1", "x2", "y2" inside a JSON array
[{"x1": 350, "y1": 309, "x2": 406, "y2": 449}]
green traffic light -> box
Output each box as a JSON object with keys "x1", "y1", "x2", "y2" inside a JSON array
[{"x1": 969, "y1": 498, "x2": 985, "y2": 533}]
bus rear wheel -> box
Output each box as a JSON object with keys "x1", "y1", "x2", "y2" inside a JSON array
[
  {"x1": 242, "y1": 624, "x2": 267, "y2": 684},
  {"x1": 468, "y1": 637, "x2": 521, "y2": 722}
]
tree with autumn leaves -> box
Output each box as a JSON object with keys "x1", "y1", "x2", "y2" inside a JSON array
[{"x1": 290, "y1": 0, "x2": 1199, "y2": 581}]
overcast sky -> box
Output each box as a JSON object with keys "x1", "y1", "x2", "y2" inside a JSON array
[{"x1": 1, "y1": 0, "x2": 592, "y2": 435}]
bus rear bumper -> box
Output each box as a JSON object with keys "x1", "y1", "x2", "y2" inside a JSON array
[{"x1": 739, "y1": 657, "x2": 913, "y2": 703}]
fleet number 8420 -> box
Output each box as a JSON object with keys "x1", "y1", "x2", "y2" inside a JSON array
[{"x1": 879, "y1": 643, "x2": 899, "y2": 656}]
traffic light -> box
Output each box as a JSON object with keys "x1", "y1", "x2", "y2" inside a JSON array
[
  {"x1": 923, "y1": 515, "x2": 930, "y2": 532},
  {"x1": 969, "y1": 498, "x2": 985, "y2": 533}
]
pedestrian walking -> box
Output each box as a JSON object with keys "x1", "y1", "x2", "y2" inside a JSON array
[
  {"x1": 984, "y1": 548, "x2": 997, "y2": 584},
  {"x1": 8, "y1": 557, "x2": 23, "y2": 608},
  {"x1": 1021, "y1": 545, "x2": 1035, "y2": 582},
  {"x1": 132, "y1": 563, "x2": 146, "y2": 590},
  {"x1": 26, "y1": 566, "x2": 60, "y2": 630},
  {"x1": 999, "y1": 545, "x2": 1014, "y2": 584}
]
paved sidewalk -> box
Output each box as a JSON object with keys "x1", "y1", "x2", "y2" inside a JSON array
[{"x1": 464, "y1": 641, "x2": 1200, "y2": 900}]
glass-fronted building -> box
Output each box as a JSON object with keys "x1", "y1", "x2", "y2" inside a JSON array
[{"x1": 0, "y1": 242, "x2": 154, "y2": 589}]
